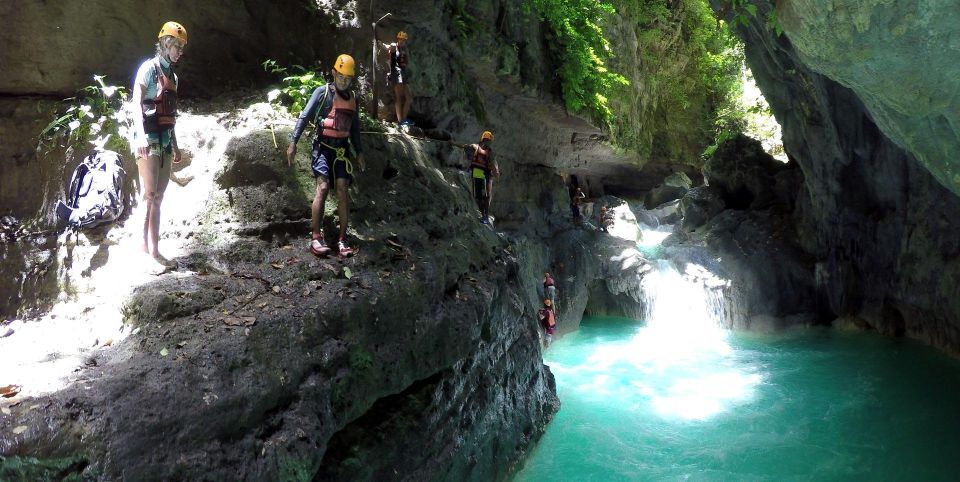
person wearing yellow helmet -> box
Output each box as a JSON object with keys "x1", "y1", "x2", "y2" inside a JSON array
[
  {"x1": 450, "y1": 130, "x2": 499, "y2": 224},
  {"x1": 287, "y1": 54, "x2": 366, "y2": 258},
  {"x1": 130, "y1": 21, "x2": 188, "y2": 266},
  {"x1": 388, "y1": 31, "x2": 414, "y2": 126}
]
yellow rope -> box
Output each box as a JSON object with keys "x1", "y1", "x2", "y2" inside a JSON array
[{"x1": 317, "y1": 141, "x2": 356, "y2": 186}]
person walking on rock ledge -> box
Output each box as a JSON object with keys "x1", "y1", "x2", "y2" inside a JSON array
[
  {"x1": 388, "y1": 31, "x2": 414, "y2": 126},
  {"x1": 131, "y1": 21, "x2": 188, "y2": 268},
  {"x1": 543, "y1": 272, "x2": 557, "y2": 313},
  {"x1": 288, "y1": 54, "x2": 366, "y2": 258},
  {"x1": 538, "y1": 299, "x2": 557, "y2": 347},
  {"x1": 451, "y1": 131, "x2": 499, "y2": 224}
]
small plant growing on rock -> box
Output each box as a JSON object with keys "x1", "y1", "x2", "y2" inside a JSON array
[
  {"x1": 38, "y1": 75, "x2": 133, "y2": 153},
  {"x1": 262, "y1": 60, "x2": 329, "y2": 115},
  {"x1": 525, "y1": 0, "x2": 629, "y2": 126}
]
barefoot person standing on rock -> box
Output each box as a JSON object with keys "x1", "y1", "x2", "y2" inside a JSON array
[
  {"x1": 131, "y1": 21, "x2": 187, "y2": 266},
  {"x1": 287, "y1": 54, "x2": 366, "y2": 257}
]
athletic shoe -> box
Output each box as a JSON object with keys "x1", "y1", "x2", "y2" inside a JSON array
[
  {"x1": 310, "y1": 238, "x2": 332, "y2": 257},
  {"x1": 338, "y1": 239, "x2": 354, "y2": 257}
]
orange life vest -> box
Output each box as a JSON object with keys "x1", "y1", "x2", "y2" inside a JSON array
[
  {"x1": 142, "y1": 58, "x2": 178, "y2": 133},
  {"x1": 470, "y1": 145, "x2": 491, "y2": 171},
  {"x1": 321, "y1": 89, "x2": 356, "y2": 139}
]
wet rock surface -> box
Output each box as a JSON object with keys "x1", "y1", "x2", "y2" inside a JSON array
[
  {"x1": 0, "y1": 94, "x2": 649, "y2": 480},
  {"x1": 713, "y1": 1, "x2": 960, "y2": 351}
]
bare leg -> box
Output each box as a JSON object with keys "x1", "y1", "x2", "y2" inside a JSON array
[
  {"x1": 393, "y1": 84, "x2": 403, "y2": 123},
  {"x1": 400, "y1": 84, "x2": 413, "y2": 121},
  {"x1": 150, "y1": 150, "x2": 173, "y2": 259},
  {"x1": 336, "y1": 178, "x2": 349, "y2": 239},
  {"x1": 137, "y1": 153, "x2": 159, "y2": 254},
  {"x1": 312, "y1": 177, "x2": 330, "y2": 237}
]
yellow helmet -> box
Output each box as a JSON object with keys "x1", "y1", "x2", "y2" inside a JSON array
[
  {"x1": 544, "y1": 299, "x2": 552, "y2": 307},
  {"x1": 334, "y1": 54, "x2": 356, "y2": 76},
  {"x1": 481, "y1": 131, "x2": 494, "y2": 142},
  {"x1": 158, "y1": 21, "x2": 188, "y2": 44},
  {"x1": 397, "y1": 31, "x2": 408, "y2": 40}
]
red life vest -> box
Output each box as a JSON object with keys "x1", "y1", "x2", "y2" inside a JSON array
[
  {"x1": 321, "y1": 89, "x2": 356, "y2": 139},
  {"x1": 539, "y1": 308, "x2": 556, "y2": 328},
  {"x1": 471, "y1": 145, "x2": 491, "y2": 171},
  {"x1": 142, "y1": 58, "x2": 178, "y2": 134}
]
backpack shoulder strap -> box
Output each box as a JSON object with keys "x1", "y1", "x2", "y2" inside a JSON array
[{"x1": 313, "y1": 83, "x2": 333, "y2": 124}]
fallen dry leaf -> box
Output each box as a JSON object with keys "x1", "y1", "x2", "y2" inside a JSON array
[
  {"x1": 0, "y1": 385, "x2": 21, "y2": 398},
  {"x1": 103, "y1": 338, "x2": 114, "y2": 347},
  {"x1": 160, "y1": 347, "x2": 169, "y2": 357},
  {"x1": 286, "y1": 257, "x2": 302, "y2": 266},
  {"x1": 12, "y1": 425, "x2": 27, "y2": 435},
  {"x1": 223, "y1": 316, "x2": 257, "y2": 327},
  {"x1": 271, "y1": 263, "x2": 284, "y2": 270},
  {"x1": 386, "y1": 239, "x2": 404, "y2": 250},
  {"x1": 272, "y1": 286, "x2": 281, "y2": 293}
]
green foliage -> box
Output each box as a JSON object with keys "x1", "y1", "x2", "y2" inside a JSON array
[
  {"x1": 39, "y1": 75, "x2": 132, "y2": 153},
  {"x1": 605, "y1": 0, "x2": 744, "y2": 163},
  {"x1": 726, "y1": 0, "x2": 783, "y2": 36},
  {"x1": 525, "y1": 0, "x2": 628, "y2": 126},
  {"x1": 446, "y1": 0, "x2": 476, "y2": 49},
  {"x1": 349, "y1": 348, "x2": 373, "y2": 371},
  {"x1": 262, "y1": 60, "x2": 328, "y2": 115},
  {"x1": 0, "y1": 455, "x2": 95, "y2": 481}
]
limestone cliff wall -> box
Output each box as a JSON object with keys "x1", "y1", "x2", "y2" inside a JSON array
[{"x1": 715, "y1": 1, "x2": 960, "y2": 351}]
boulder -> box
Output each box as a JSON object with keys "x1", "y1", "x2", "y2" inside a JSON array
[
  {"x1": 679, "y1": 186, "x2": 725, "y2": 231},
  {"x1": 702, "y1": 133, "x2": 785, "y2": 209}
]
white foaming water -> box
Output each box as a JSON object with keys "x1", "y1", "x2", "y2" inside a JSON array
[
  {"x1": 557, "y1": 260, "x2": 759, "y2": 422},
  {"x1": 0, "y1": 102, "x2": 291, "y2": 400}
]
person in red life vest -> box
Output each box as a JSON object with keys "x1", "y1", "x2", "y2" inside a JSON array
[
  {"x1": 388, "y1": 31, "x2": 414, "y2": 126},
  {"x1": 543, "y1": 272, "x2": 557, "y2": 313},
  {"x1": 451, "y1": 131, "x2": 499, "y2": 224},
  {"x1": 287, "y1": 54, "x2": 367, "y2": 258},
  {"x1": 538, "y1": 299, "x2": 557, "y2": 347},
  {"x1": 131, "y1": 21, "x2": 187, "y2": 267},
  {"x1": 598, "y1": 206, "x2": 615, "y2": 232}
]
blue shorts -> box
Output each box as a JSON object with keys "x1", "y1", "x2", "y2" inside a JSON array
[{"x1": 311, "y1": 138, "x2": 353, "y2": 185}]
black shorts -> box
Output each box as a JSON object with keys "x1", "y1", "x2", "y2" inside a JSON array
[{"x1": 311, "y1": 138, "x2": 353, "y2": 185}]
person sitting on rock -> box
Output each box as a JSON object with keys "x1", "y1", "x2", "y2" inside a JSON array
[
  {"x1": 287, "y1": 54, "x2": 366, "y2": 257},
  {"x1": 451, "y1": 131, "x2": 499, "y2": 224},
  {"x1": 131, "y1": 21, "x2": 187, "y2": 268},
  {"x1": 543, "y1": 272, "x2": 557, "y2": 312},
  {"x1": 388, "y1": 31, "x2": 414, "y2": 126},
  {"x1": 538, "y1": 299, "x2": 557, "y2": 347}
]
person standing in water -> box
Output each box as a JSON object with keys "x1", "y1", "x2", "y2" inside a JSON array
[
  {"x1": 388, "y1": 31, "x2": 413, "y2": 126},
  {"x1": 131, "y1": 21, "x2": 187, "y2": 266},
  {"x1": 287, "y1": 54, "x2": 366, "y2": 257}
]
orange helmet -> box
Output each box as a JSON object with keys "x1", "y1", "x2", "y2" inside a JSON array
[
  {"x1": 334, "y1": 54, "x2": 356, "y2": 76},
  {"x1": 158, "y1": 21, "x2": 188, "y2": 44},
  {"x1": 480, "y1": 131, "x2": 494, "y2": 142},
  {"x1": 397, "y1": 31, "x2": 408, "y2": 40},
  {"x1": 544, "y1": 299, "x2": 552, "y2": 307}
]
